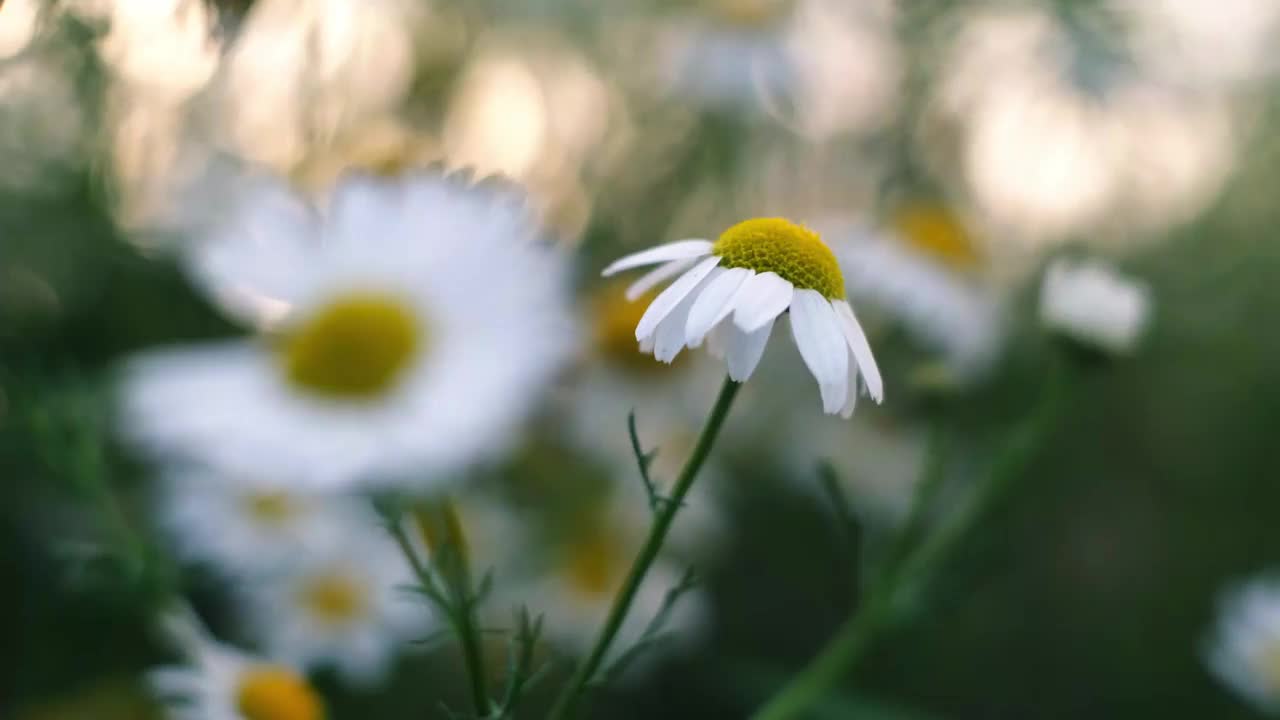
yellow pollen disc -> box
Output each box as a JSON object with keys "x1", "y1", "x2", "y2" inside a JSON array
[
  {"x1": 712, "y1": 217, "x2": 845, "y2": 299},
  {"x1": 298, "y1": 572, "x2": 367, "y2": 626},
  {"x1": 566, "y1": 531, "x2": 622, "y2": 598},
  {"x1": 236, "y1": 666, "x2": 324, "y2": 720},
  {"x1": 892, "y1": 205, "x2": 981, "y2": 271},
  {"x1": 241, "y1": 492, "x2": 298, "y2": 528},
  {"x1": 591, "y1": 281, "x2": 678, "y2": 374},
  {"x1": 281, "y1": 292, "x2": 421, "y2": 400}
]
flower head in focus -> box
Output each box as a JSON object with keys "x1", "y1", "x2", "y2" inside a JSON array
[
  {"x1": 122, "y1": 170, "x2": 575, "y2": 490},
  {"x1": 150, "y1": 613, "x2": 324, "y2": 720},
  {"x1": 1207, "y1": 575, "x2": 1280, "y2": 714},
  {"x1": 602, "y1": 217, "x2": 882, "y2": 417},
  {"x1": 1039, "y1": 258, "x2": 1151, "y2": 355},
  {"x1": 236, "y1": 533, "x2": 428, "y2": 687}
]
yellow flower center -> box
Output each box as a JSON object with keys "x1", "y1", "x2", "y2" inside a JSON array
[
  {"x1": 708, "y1": 0, "x2": 794, "y2": 28},
  {"x1": 236, "y1": 666, "x2": 324, "y2": 720},
  {"x1": 280, "y1": 292, "x2": 422, "y2": 401},
  {"x1": 712, "y1": 217, "x2": 845, "y2": 299},
  {"x1": 565, "y1": 531, "x2": 624, "y2": 598},
  {"x1": 297, "y1": 572, "x2": 368, "y2": 627},
  {"x1": 591, "y1": 282, "x2": 678, "y2": 374},
  {"x1": 892, "y1": 206, "x2": 981, "y2": 271},
  {"x1": 241, "y1": 492, "x2": 298, "y2": 528}
]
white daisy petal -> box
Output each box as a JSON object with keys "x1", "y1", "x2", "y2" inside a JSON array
[
  {"x1": 626, "y1": 257, "x2": 698, "y2": 301},
  {"x1": 601, "y1": 239, "x2": 714, "y2": 276},
  {"x1": 732, "y1": 271, "x2": 794, "y2": 332},
  {"x1": 685, "y1": 267, "x2": 752, "y2": 347},
  {"x1": 790, "y1": 290, "x2": 849, "y2": 414},
  {"x1": 635, "y1": 256, "x2": 721, "y2": 341},
  {"x1": 653, "y1": 272, "x2": 714, "y2": 363},
  {"x1": 726, "y1": 318, "x2": 774, "y2": 381},
  {"x1": 840, "y1": 364, "x2": 860, "y2": 419},
  {"x1": 833, "y1": 299, "x2": 884, "y2": 403}
]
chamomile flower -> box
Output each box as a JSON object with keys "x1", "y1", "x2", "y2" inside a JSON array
[
  {"x1": 122, "y1": 170, "x2": 575, "y2": 489},
  {"x1": 1206, "y1": 575, "x2": 1280, "y2": 713},
  {"x1": 150, "y1": 612, "x2": 324, "y2": 720},
  {"x1": 525, "y1": 514, "x2": 708, "y2": 667},
  {"x1": 601, "y1": 217, "x2": 882, "y2": 417},
  {"x1": 156, "y1": 466, "x2": 372, "y2": 578},
  {"x1": 236, "y1": 534, "x2": 428, "y2": 687},
  {"x1": 834, "y1": 206, "x2": 1004, "y2": 382},
  {"x1": 1039, "y1": 258, "x2": 1152, "y2": 355}
]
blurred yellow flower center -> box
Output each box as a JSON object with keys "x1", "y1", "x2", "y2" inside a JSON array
[
  {"x1": 298, "y1": 572, "x2": 367, "y2": 626},
  {"x1": 708, "y1": 0, "x2": 793, "y2": 28},
  {"x1": 241, "y1": 492, "x2": 298, "y2": 528},
  {"x1": 892, "y1": 206, "x2": 981, "y2": 271},
  {"x1": 566, "y1": 532, "x2": 623, "y2": 598},
  {"x1": 591, "y1": 282, "x2": 675, "y2": 374},
  {"x1": 712, "y1": 217, "x2": 844, "y2": 299},
  {"x1": 281, "y1": 292, "x2": 422, "y2": 400},
  {"x1": 236, "y1": 666, "x2": 324, "y2": 720}
]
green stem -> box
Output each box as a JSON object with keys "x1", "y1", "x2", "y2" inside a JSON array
[
  {"x1": 752, "y1": 365, "x2": 1069, "y2": 720},
  {"x1": 385, "y1": 504, "x2": 491, "y2": 716},
  {"x1": 548, "y1": 377, "x2": 742, "y2": 720}
]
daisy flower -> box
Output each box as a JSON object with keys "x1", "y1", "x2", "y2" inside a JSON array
[
  {"x1": 122, "y1": 170, "x2": 575, "y2": 490},
  {"x1": 833, "y1": 206, "x2": 1004, "y2": 382},
  {"x1": 1206, "y1": 575, "x2": 1280, "y2": 713},
  {"x1": 600, "y1": 217, "x2": 882, "y2": 417},
  {"x1": 156, "y1": 466, "x2": 373, "y2": 579},
  {"x1": 236, "y1": 532, "x2": 429, "y2": 687},
  {"x1": 150, "y1": 611, "x2": 324, "y2": 720},
  {"x1": 1039, "y1": 258, "x2": 1152, "y2": 356}
]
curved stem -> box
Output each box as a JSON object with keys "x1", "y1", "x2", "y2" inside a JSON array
[
  {"x1": 752, "y1": 364, "x2": 1069, "y2": 720},
  {"x1": 548, "y1": 377, "x2": 741, "y2": 720}
]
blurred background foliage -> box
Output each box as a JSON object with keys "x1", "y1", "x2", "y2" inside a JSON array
[{"x1": 3, "y1": 0, "x2": 1280, "y2": 717}]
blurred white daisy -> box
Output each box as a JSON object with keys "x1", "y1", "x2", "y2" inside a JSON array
[
  {"x1": 1039, "y1": 258, "x2": 1152, "y2": 355},
  {"x1": 524, "y1": 513, "x2": 708, "y2": 668},
  {"x1": 1207, "y1": 575, "x2": 1280, "y2": 714},
  {"x1": 832, "y1": 206, "x2": 1004, "y2": 383},
  {"x1": 156, "y1": 466, "x2": 372, "y2": 578},
  {"x1": 122, "y1": 171, "x2": 575, "y2": 490},
  {"x1": 601, "y1": 217, "x2": 882, "y2": 417},
  {"x1": 151, "y1": 610, "x2": 324, "y2": 720},
  {"x1": 657, "y1": 0, "x2": 899, "y2": 136},
  {"x1": 237, "y1": 534, "x2": 429, "y2": 687}
]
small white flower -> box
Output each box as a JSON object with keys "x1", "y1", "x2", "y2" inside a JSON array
[
  {"x1": 236, "y1": 533, "x2": 429, "y2": 687},
  {"x1": 150, "y1": 611, "x2": 324, "y2": 720},
  {"x1": 832, "y1": 208, "x2": 1004, "y2": 381},
  {"x1": 122, "y1": 170, "x2": 575, "y2": 490},
  {"x1": 1207, "y1": 576, "x2": 1280, "y2": 714},
  {"x1": 156, "y1": 466, "x2": 373, "y2": 579},
  {"x1": 601, "y1": 217, "x2": 882, "y2": 417},
  {"x1": 1039, "y1": 258, "x2": 1151, "y2": 355}
]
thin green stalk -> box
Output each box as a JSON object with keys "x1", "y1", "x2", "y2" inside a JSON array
[
  {"x1": 384, "y1": 504, "x2": 490, "y2": 716},
  {"x1": 752, "y1": 365, "x2": 1069, "y2": 720},
  {"x1": 548, "y1": 377, "x2": 742, "y2": 720}
]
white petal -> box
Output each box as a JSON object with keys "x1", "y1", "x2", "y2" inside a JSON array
[
  {"x1": 840, "y1": 365, "x2": 860, "y2": 419},
  {"x1": 833, "y1": 300, "x2": 883, "y2": 403},
  {"x1": 626, "y1": 258, "x2": 697, "y2": 300},
  {"x1": 790, "y1": 290, "x2": 849, "y2": 415},
  {"x1": 653, "y1": 277, "x2": 710, "y2": 363},
  {"x1": 726, "y1": 319, "x2": 774, "y2": 381},
  {"x1": 635, "y1": 256, "x2": 721, "y2": 341},
  {"x1": 601, "y1": 239, "x2": 713, "y2": 276},
  {"x1": 685, "y1": 267, "x2": 752, "y2": 347},
  {"x1": 705, "y1": 322, "x2": 730, "y2": 359},
  {"x1": 732, "y1": 272, "x2": 795, "y2": 332}
]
